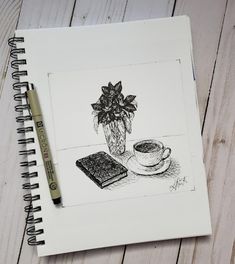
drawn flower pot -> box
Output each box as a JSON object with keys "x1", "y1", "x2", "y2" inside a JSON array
[
  {"x1": 103, "y1": 120, "x2": 126, "y2": 155},
  {"x1": 92, "y1": 81, "x2": 137, "y2": 156}
]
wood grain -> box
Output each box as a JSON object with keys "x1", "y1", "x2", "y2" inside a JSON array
[
  {"x1": 0, "y1": 0, "x2": 22, "y2": 95},
  {"x1": 122, "y1": 0, "x2": 231, "y2": 263},
  {"x1": 72, "y1": 0, "x2": 127, "y2": 26},
  {"x1": 19, "y1": 1, "x2": 177, "y2": 263},
  {"x1": 0, "y1": 68, "x2": 25, "y2": 264},
  {"x1": 123, "y1": 240, "x2": 182, "y2": 264},
  {"x1": 178, "y1": 0, "x2": 235, "y2": 262},
  {"x1": 17, "y1": 0, "x2": 75, "y2": 29},
  {"x1": 0, "y1": 1, "x2": 23, "y2": 263},
  {"x1": 29, "y1": 1, "x2": 130, "y2": 262},
  {"x1": 121, "y1": 1, "x2": 183, "y2": 263},
  {"x1": 123, "y1": 0, "x2": 175, "y2": 20},
  {"x1": 0, "y1": 1, "x2": 75, "y2": 264},
  {"x1": 18, "y1": 0, "x2": 128, "y2": 263},
  {"x1": 0, "y1": 0, "x2": 234, "y2": 263},
  {"x1": 174, "y1": 0, "x2": 228, "y2": 124},
  {"x1": 37, "y1": 1, "x2": 129, "y2": 263}
]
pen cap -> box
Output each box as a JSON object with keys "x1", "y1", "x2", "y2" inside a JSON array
[{"x1": 27, "y1": 89, "x2": 42, "y2": 117}]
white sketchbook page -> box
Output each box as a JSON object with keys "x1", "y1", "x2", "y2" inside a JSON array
[
  {"x1": 56, "y1": 137, "x2": 193, "y2": 205},
  {"x1": 50, "y1": 61, "x2": 186, "y2": 149},
  {"x1": 48, "y1": 60, "x2": 194, "y2": 207},
  {"x1": 15, "y1": 17, "x2": 211, "y2": 256}
]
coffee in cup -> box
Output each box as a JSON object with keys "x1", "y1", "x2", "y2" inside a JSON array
[{"x1": 133, "y1": 139, "x2": 171, "y2": 167}]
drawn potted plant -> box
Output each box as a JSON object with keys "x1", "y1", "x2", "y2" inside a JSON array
[{"x1": 91, "y1": 81, "x2": 137, "y2": 155}]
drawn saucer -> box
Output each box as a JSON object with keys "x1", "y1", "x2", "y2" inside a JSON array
[{"x1": 127, "y1": 156, "x2": 171, "y2": 176}]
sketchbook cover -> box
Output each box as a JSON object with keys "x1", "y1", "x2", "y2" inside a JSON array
[{"x1": 15, "y1": 16, "x2": 211, "y2": 256}]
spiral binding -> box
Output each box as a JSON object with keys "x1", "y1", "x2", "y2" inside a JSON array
[{"x1": 8, "y1": 37, "x2": 45, "y2": 246}]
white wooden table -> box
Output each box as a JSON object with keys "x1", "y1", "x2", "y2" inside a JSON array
[{"x1": 0, "y1": 0, "x2": 234, "y2": 263}]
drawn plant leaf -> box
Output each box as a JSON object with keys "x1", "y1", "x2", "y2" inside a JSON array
[
  {"x1": 105, "y1": 112, "x2": 110, "y2": 123},
  {"x1": 108, "y1": 82, "x2": 114, "y2": 89},
  {"x1": 113, "y1": 81, "x2": 122, "y2": 94},
  {"x1": 113, "y1": 103, "x2": 122, "y2": 113},
  {"x1": 124, "y1": 104, "x2": 137, "y2": 112},
  {"x1": 100, "y1": 95, "x2": 109, "y2": 106},
  {"x1": 132, "y1": 99, "x2": 138, "y2": 109},
  {"x1": 98, "y1": 111, "x2": 106, "y2": 124},
  {"x1": 125, "y1": 95, "x2": 136, "y2": 104},
  {"x1": 117, "y1": 93, "x2": 124, "y2": 105},
  {"x1": 109, "y1": 112, "x2": 115, "y2": 121},
  {"x1": 92, "y1": 81, "x2": 137, "y2": 133},
  {"x1": 91, "y1": 103, "x2": 102, "y2": 111},
  {"x1": 102, "y1": 86, "x2": 110, "y2": 96}
]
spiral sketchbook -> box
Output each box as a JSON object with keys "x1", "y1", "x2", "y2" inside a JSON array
[{"x1": 9, "y1": 16, "x2": 211, "y2": 257}]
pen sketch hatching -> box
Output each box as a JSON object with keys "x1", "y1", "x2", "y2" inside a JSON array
[
  {"x1": 91, "y1": 81, "x2": 137, "y2": 156},
  {"x1": 76, "y1": 151, "x2": 128, "y2": 189},
  {"x1": 106, "y1": 154, "x2": 181, "y2": 191},
  {"x1": 75, "y1": 80, "x2": 182, "y2": 190}
]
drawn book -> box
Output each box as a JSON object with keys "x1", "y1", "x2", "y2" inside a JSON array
[
  {"x1": 9, "y1": 16, "x2": 211, "y2": 257},
  {"x1": 76, "y1": 151, "x2": 128, "y2": 188}
]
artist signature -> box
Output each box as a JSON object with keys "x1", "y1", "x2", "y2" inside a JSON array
[{"x1": 169, "y1": 176, "x2": 187, "y2": 191}]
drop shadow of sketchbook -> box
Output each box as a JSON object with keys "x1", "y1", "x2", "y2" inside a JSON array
[{"x1": 14, "y1": 16, "x2": 211, "y2": 257}]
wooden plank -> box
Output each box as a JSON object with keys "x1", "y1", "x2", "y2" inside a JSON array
[
  {"x1": 17, "y1": 0, "x2": 75, "y2": 29},
  {"x1": 17, "y1": 1, "x2": 177, "y2": 263},
  {"x1": 72, "y1": 0, "x2": 127, "y2": 25},
  {"x1": 178, "y1": 0, "x2": 235, "y2": 262},
  {"x1": 18, "y1": 0, "x2": 128, "y2": 263},
  {"x1": 37, "y1": 247, "x2": 124, "y2": 264},
  {"x1": 0, "y1": 0, "x2": 22, "y2": 95},
  {"x1": 1, "y1": 1, "x2": 229, "y2": 264},
  {"x1": 123, "y1": 0, "x2": 175, "y2": 20},
  {"x1": 0, "y1": 2, "x2": 23, "y2": 263},
  {"x1": 122, "y1": 240, "x2": 181, "y2": 264},
  {"x1": 0, "y1": 1, "x2": 75, "y2": 264},
  {"x1": 121, "y1": 1, "x2": 181, "y2": 264},
  {"x1": 123, "y1": 0, "x2": 229, "y2": 263},
  {"x1": 43, "y1": 1, "x2": 130, "y2": 263},
  {"x1": 174, "y1": 0, "x2": 227, "y2": 124},
  {"x1": 0, "y1": 69, "x2": 26, "y2": 264}
]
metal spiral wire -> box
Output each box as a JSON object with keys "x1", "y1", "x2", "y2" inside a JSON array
[{"x1": 8, "y1": 37, "x2": 44, "y2": 246}]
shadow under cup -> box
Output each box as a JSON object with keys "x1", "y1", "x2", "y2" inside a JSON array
[{"x1": 133, "y1": 139, "x2": 171, "y2": 167}]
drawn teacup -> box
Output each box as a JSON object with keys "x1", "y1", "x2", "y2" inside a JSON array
[{"x1": 133, "y1": 139, "x2": 171, "y2": 167}]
